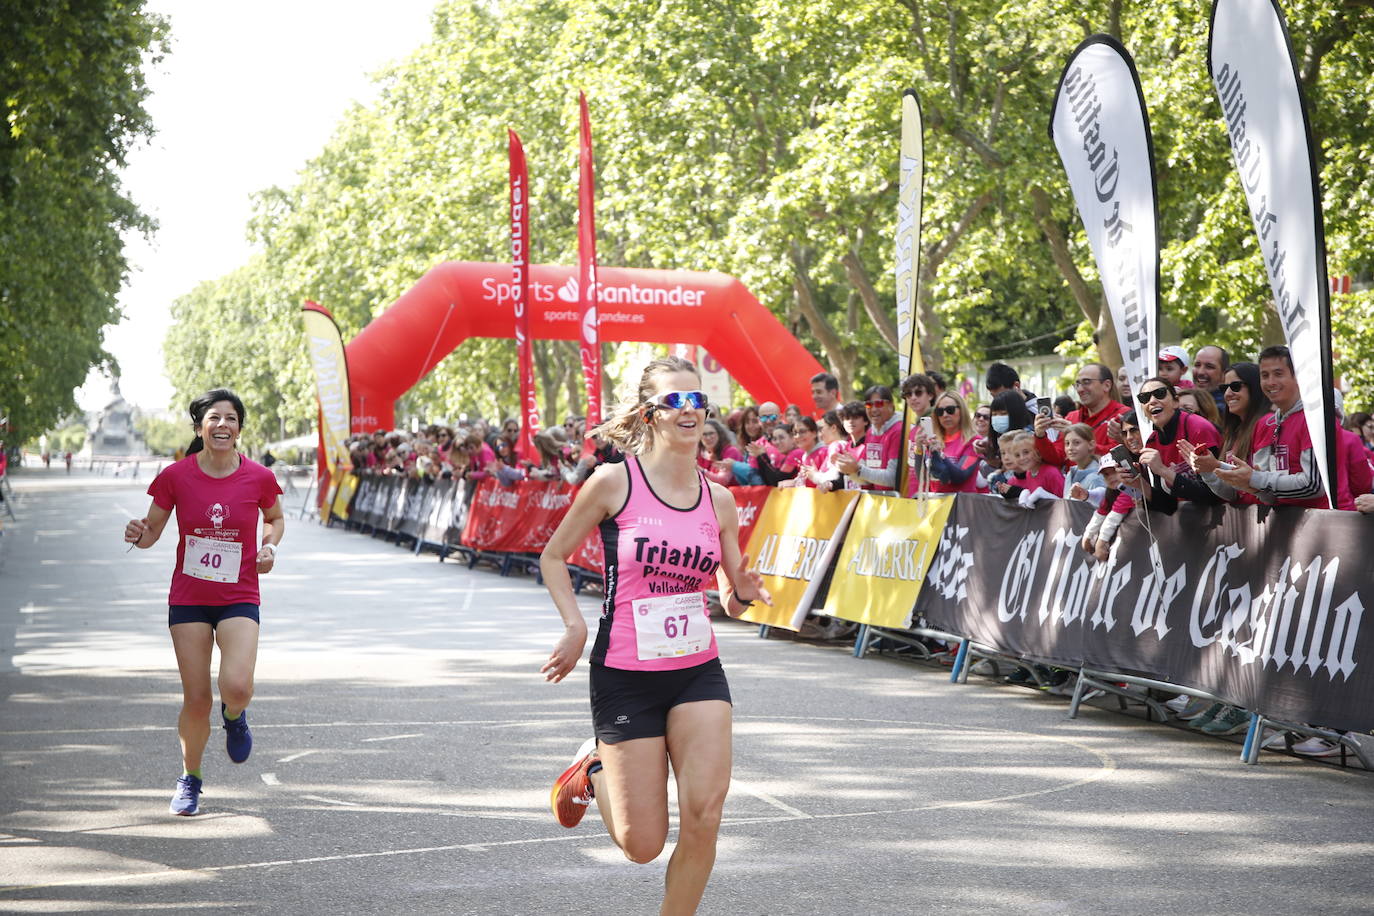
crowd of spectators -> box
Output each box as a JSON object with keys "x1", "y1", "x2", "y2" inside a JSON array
[
  {"x1": 343, "y1": 413, "x2": 617, "y2": 488},
  {"x1": 693, "y1": 348, "x2": 1371, "y2": 753}
]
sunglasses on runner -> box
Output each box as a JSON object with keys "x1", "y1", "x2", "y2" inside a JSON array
[
  {"x1": 934, "y1": 405, "x2": 960, "y2": 416},
  {"x1": 653, "y1": 390, "x2": 709, "y2": 410},
  {"x1": 1136, "y1": 387, "x2": 1170, "y2": 404},
  {"x1": 1221, "y1": 380, "x2": 1247, "y2": 393}
]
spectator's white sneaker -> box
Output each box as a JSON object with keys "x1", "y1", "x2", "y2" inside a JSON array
[
  {"x1": 1164, "y1": 694, "x2": 1192, "y2": 713},
  {"x1": 1292, "y1": 736, "x2": 1342, "y2": 757}
]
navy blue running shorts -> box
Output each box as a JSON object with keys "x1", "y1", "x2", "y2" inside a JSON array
[
  {"x1": 589, "y1": 657, "x2": 731, "y2": 744},
  {"x1": 168, "y1": 603, "x2": 260, "y2": 629}
]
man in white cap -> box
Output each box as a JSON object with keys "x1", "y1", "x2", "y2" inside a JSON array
[{"x1": 1157, "y1": 345, "x2": 1193, "y2": 388}]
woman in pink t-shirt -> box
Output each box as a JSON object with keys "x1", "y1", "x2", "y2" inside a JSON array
[
  {"x1": 123, "y1": 389, "x2": 283, "y2": 818},
  {"x1": 539, "y1": 356, "x2": 771, "y2": 915}
]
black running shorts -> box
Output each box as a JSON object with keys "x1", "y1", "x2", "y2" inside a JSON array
[
  {"x1": 168, "y1": 603, "x2": 260, "y2": 628},
  {"x1": 589, "y1": 657, "x2": 731, "y2": 744}
]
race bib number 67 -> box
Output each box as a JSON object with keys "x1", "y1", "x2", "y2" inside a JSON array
[
  {"x1": 632, "y1": 591, "x2": 711, "y2": 661},
  {"x1": 182, "y1": 535, "x2": 243, "y2": 584}
]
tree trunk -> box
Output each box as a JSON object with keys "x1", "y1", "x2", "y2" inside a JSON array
[
  {"x1": 1261, "y1": 300, "x2": 1287, "y2": 347},
  {"x1": 1030, "y1": 185, "x2": 1101, "y2": 329},
  {"x1": 790, "y1": 242, "x2": 857, "y2": 396},
  {"x1": 917, "y1": 189, "x2": 996, "y2": 372},
  {"x1": 1095, "y1": 294, "x2": 1124, "y2": 372},
  {"x1": 534, "y1": 339, "x2": 562, "y2": 427},
  {"x1": 840, "y1": 250, "x2": 900, "y2": 353}
]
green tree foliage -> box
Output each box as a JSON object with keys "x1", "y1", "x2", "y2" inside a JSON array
[
  {"x1": 0, "y1": 0, "x2": 167, "y2": 440},
  {"x1": 164, "y1": 0, "x2": 1373, "y2": 421},
  {"x1": 135, "y1": 412, "x2": 185, "y2": 456}
]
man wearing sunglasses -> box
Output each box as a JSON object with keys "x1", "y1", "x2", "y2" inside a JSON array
[
  {"x1": 1034, "y1": 362, "x2": 1130, "y2": 468},
  {"x1": 756, "y1": 401, "x2": 783, "y2": 436},
  {"x1": 833, "y1": 385, "x2": 901, "y2": 491}
]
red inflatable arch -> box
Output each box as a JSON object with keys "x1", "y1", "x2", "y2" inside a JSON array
[{"x1": 344, "y1": 261, "x2": 825, "y2": 432}]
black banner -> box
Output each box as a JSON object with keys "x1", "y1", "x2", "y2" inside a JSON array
[{"x1": 919, "y1": 494, "x2": 1372, "y2": 733}]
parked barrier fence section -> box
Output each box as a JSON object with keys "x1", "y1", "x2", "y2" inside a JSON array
[{"x1": 326, "y1": 474, "x2": 1373, "y2": 767}]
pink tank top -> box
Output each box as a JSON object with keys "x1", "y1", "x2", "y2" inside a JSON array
[{"x1": 591, "y1": 457, "x2": 722, "y2": 671}]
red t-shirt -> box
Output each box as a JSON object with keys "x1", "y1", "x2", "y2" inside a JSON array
[{"x1": 147, "y1": 455, "x2": 283, "y2": 607}]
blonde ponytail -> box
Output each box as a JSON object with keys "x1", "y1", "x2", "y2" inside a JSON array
[{"x1": 590, "y1": 355, "x2": 699, "y2": 455}]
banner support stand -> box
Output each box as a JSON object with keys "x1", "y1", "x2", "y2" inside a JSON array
[{"x1": 949, "y1": 638, "x2": 970, "y2": 683}]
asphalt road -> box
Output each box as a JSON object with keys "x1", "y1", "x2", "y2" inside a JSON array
[{"x1": 1, "y1": 468, "x2": 1371, "y2": 915}]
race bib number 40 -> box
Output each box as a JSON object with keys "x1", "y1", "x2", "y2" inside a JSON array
[
  {"x1": 182, "y1": 535, "x2": 243, "y2": 584},
  {"x1": 632, "y1": 591, "x2": 711, "y2": 661}
]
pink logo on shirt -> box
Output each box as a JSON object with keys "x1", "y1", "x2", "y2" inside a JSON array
[{"x1": 206, "y1": 503, "x2": 230, "y2": 529}]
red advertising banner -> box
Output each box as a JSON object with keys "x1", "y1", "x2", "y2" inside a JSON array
[
  {"x1": 509, "y1": 129, "x2": 541, "y2": 462},
  {"x1": 463, "y1": 478, "x2": 577, "y2": 552},
  {"x1": 731, "y1": 485, "x2": 772, "y2": 557},
  {"x1": 461, "y1": 479, "x2": 776, "y2": 577},
  {"x1": 577, "y1": 92, "x2": 603, "y2": 429}
]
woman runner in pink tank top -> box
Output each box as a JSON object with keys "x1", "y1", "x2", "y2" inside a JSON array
[{"x1": 540, "y1": 356, "x2": 771, "y2": 915}]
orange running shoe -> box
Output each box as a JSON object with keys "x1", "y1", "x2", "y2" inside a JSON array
[{"x1": 550, "y1": 737, "x2": 598, "y2": 828}]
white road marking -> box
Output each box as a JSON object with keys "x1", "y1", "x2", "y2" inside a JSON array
[
  {"x1": 360, "y1": 733, "x2": 423, "y2": 743},
  {"x1": 731, "y1": 780, "x2": 811, "y2": 818},
  {"x1": 300, "y1": 795, "x2": 360, "y2": 807},
  {"x1": 277, "y1": 750, "x2": 318, "y2": 763},
  {"x1": 260, "y1": 773, "x2": 280, "y2": 786},
  {"x1": 0, "y1": 714, "x2": 1117, "y2": 893}
]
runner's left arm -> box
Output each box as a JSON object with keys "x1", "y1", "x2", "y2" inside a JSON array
[
  {"x1": 709, "y1": 482, "x2": 772, "y2": 617},
  {"x1": 257, "y1": 497, "x2": 284, "y2": 574}
]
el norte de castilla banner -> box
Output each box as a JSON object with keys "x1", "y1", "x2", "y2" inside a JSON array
[
  {"x1": 1208, "y1": 0, "x2": 1339, "y2": 507},
  {"x1": 1049, "y1": 36, "x2": 1160, "y2": 432}
]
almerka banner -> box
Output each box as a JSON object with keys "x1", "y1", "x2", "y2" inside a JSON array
[
  {"x1": 300, "y1": 300, "x2": 352, "y2": 476},
  {"x1": 822, "y1": 493, "x2": 954, "y2": 630},
  {"x1": 1208, "y1": 0, "x2": 1338, "y2": 507},
  {"x1": 918, "y1": 495, "x2": 1373, "y2": 734},
  {"x1": 895, "y1": 89, "x2": 924, "y2": 380},
  {"x1": 508, "y1": 129, "x2": 541, "y2": 462},
  {"x1": 894, "y1": 90, "x2": 925, "y2": 497},
  {"x1": 577, "y1": 92, "x2": 603, "y2": 429},
  {"x1": 1049, "y1": 36, "x2": 1159, "y2": 432},
  {"x1": 740, "y1": 488, "x2": 861, "y2": 631}
]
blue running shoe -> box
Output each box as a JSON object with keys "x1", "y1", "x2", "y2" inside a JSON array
[
  {"x1": 170, "y1": 774, "x2": 202, "y2": 816},
  {"x1": 223, "y1": 703, "x2": 252, "y2": 763}
]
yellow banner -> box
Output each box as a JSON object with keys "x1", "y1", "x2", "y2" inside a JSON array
[
  {"x1": 330, "y1": 472, "x2": 358, "y2": 522},
  {"x1": 740, "y1": 488, "x2": 861, "y2": 630},
  {"x1": 301, "y1": 302, "x2": 353, "y2": 475},
  {"x1": 895, "y1": 89, "x2": 925, "y2": 495},
  {"x1": 821, "y1": 494, "x2": 954, "y2": 629}
]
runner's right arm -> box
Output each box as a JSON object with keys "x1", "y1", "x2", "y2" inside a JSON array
[
  {"x1": 538, "y1": 463, "x2": 626, "y2": 683},
  {"x1": 124, "y1": 500, "x2": 172, "y2": 549}
]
